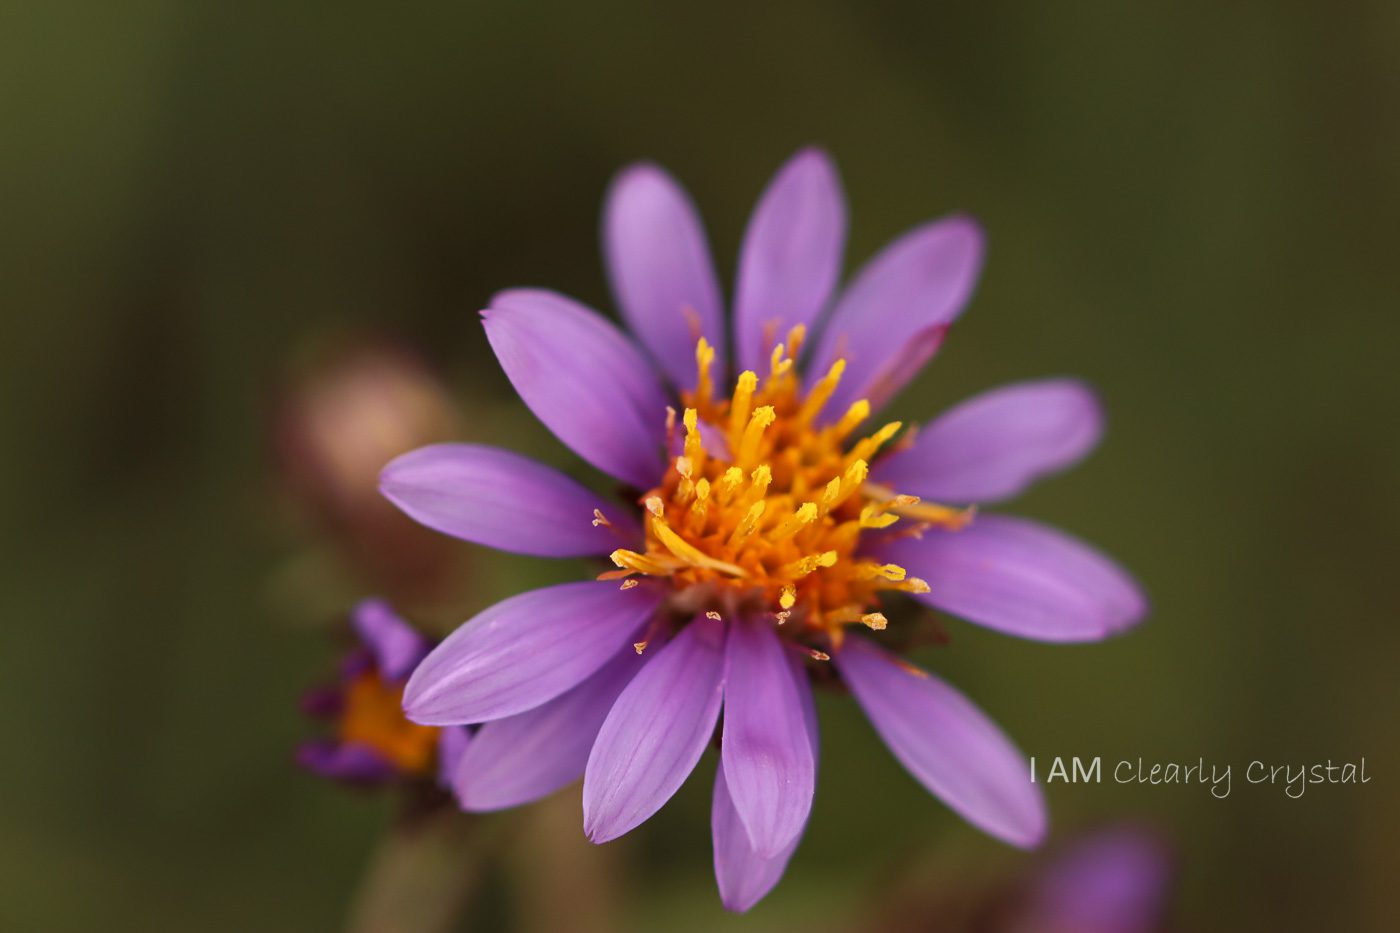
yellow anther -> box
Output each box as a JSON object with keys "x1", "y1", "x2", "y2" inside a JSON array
[
  {"x1": 770, "y1": 502, "x2": 818, "y2": 542},
  {"x1": 715, "y1": 466, "x2": 745, "y2": 505},
  {"x1": 592, "y1": 509, "x2": 612, "y2": 528},
  {"x1": 610, "y1": 548, "x2": 676, "y2": 576},
  {"x1": 857, "y1": 562, "x2": 907, "y2": 582},
  {"x1": 737, "y1": 406, "x2": 776, "y2": 467},
  {"x1": 726, "y1": 500, "x2": 767, "y2": 549},
  {"x1": 831, "y1": 399, "x2": 871, "y2": 440},
  {"x1": 633, "y1": 641, "x2": 648, "y2": 655},
  {"x1": 859, "y1": 504, "x2": 900, "y2": 529},
  {"x1": 705, "y1": 610, "x2": 722, "y2": 621},
  {"x1": 619, "y1": 579, "x2": 639, "y2": 591},
  {"x1": 728, "y1": 371, "x2": 758, "y2": 442},
  {"x1": 682, "y1": 408, "x2": 706, "y2": 470},
  {"x1": 847, "y1": 421, "x2": 903, "y2": 466},
  {"x1": 807, "y1": 648, "x2": 831, "y2": 662},
  {"x1": 780, "y1": 550, "x2": 837, "y2": 579},
  {"x1": 694, "y1": 337, "x2": 716, "y2": 409},
  {"x1": 863, "y1": 484, "x2": 977, "y2": 530},
  {"x1": 674, "y1": 456, "x2": 695, "y2": 502},
  {"x1": 742, "y1": 464, "x2": 772, "y2": 506},
  {"x1": 797, "y1": 359, "x2": 846, "y2": 425},
  {"x1": 687, "y1": 477, "x2": 711, "y2": 532},
  {"x1": 632, "y1": 337, "x2": 971, "y2": 644}
]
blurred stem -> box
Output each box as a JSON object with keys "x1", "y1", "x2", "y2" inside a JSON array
[
  {"x1": 511, "y1": 791, "x2": 620, "y2": 933},
  {"x1": 346, "y1": 803, "x2": 502, "y2": 933}
]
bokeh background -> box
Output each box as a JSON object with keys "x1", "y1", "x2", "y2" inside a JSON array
[{"x1": 4, "y1": 1, "x2": 1398, "y2": 930}]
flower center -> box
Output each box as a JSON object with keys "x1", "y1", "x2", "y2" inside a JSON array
[
  {"x1": 339, "y1": 669, "x2": 440, "y2": 773},
  {"x1": 606, "y1": 328, "x2": 972, "y2": 645}
]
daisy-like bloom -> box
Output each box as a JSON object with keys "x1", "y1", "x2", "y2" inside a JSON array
[
  {"x1": 381, "y1": 149, "x2": 1147, "y2": 910},
  {"x1": 299, "y1": 599, "x2": 468, "y2": 786}
]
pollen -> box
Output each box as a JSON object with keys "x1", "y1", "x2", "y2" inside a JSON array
[{"x1": 605, "y1": 330, "x2": 973, "y2": 638}]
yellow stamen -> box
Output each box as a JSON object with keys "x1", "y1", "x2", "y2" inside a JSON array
[
  {"x1": 797, "y1": 359, "x2": 846, "y2": 425},
  {"x1": 728, "y1": 371, "x2": 758, "y2": 442},
  {"x1": 737, "y1": 406, "x2": 776, "y2": 467},
  {"x1": 693, "y1": 337, "x2": 716, "y2": 409},
  {"x1": 618, "y1": 336, "x2": 971, "y2": 644}
]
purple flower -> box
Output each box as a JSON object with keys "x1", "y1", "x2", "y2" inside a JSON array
[
  {"x1": 298, "y1": 599, "x2": 468, "y2": 787},
  {"x1": 380, "y1": 149, "x2": 1147, "y2": 910},
  {"x1": 1011, "y1": 827, "x2": 1174, "y2": 933}
]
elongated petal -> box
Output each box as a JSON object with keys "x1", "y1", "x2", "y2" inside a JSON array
[
  {"x1": 403, "y1": 581, "x2": 663, "y2": 726},
  {"x1": 435, "y1": 726, "x2": 471, "y2": 789},
  {"x1": 734, "y1": 148, "x2": 846, "y2": 372},
  {"x1": 453, "y1": 646, "x2": 645, "y2": 811},
  {"x1": 380, "y1": 443, "x2": 640, "y2": 557},
  {"x1": 874, "y1": 515, "x2": 1147, "y2": 642},
  {"x1": 872, "y1": 380, "x2": 1103, "y2": 504},
  {"x1": 603, "y1": 163, "x2": 725, "y2": 387},
  {"x1": 713, "y1": 649, "x2": 818, "y2": 912},
  {"x1": 809, "y1": 216, "x2": 984, "y2": 419},
  {"x1": 351, "y1": 598, "x2": 430, "y2": 681},
  {"x1": 483, "y1": 289, "x2": 667, "y2": 489},
  {"x1": 835, "y1": 635, "x2": 1045, "y2": 847},
  {"x1": 721, "y1": 619, "x2": 815, "y2": 857},
  {"x1": 584, "y1": 617, "x2": 726, "y2": 843}
]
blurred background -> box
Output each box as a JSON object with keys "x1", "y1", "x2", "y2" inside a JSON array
[{"x1": 3, "y1": 1, "x2": 1398, "y2": 930}]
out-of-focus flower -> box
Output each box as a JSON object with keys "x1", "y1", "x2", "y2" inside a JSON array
[
  {"x1": 272, "y1": 338, "x2": 464, "y2": 601},
  {"x1": 299, "y1": 599, "x2": 468, "y2": 786},
  {"x1": 378, "y1": 149, "x2": 1147, "y2": 910},
  {"x1": 855, "y1": 825, "x2": 1174, "y2": 933},
  {"x1": 1003, "y1": 827, "x2": 1173, "y2": 933}
]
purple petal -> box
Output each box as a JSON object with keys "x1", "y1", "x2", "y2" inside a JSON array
[
  {"x1": 720, "y1": 619, "x2": 815, "y2": 857},
  {"x1": 483, "y1": 289, "x2": 667, "y2": 489},
  {"x1": 712, "y1": 649, "x2": 818, "y2": 912},
  {"x1": 1024, "y1": 828, "x2": 1173, "y2": 933},
  {"x1": 808, "y1": 216, "x2": 984, "y2": 419},
  {"x1": 583, "y1": 617, "x2": 726, "y2": 843},
  {"x1": 297, "y1": 740, "x2": 397, "y2": 783},
  {"x1": 872, "y1": 379, "x2": 1104, "y2": 505},
  {"x1": 403, "y1": 581, "x2": 663, "y2": 726},
  {"x1": 734, "y1": 148, "x2": 846, "y2": 372},
  {"x1": 351, "y1": 599, "x2": 430, "y2": 681},
  {"x1": 834, "y1": 635, "x2": 1045, "y2": 848},
  {"x1": 873, "y1": 515, "x2": 1147, "y2": 642},
  {"x1": 603, "y1": 163, "x2": 725, "y2": 388},
  {"x1": 380, "y1": 443, "x2": 640, "y2": 557},
  {"x1": 453, "y1": 645, "x2": 645, "y2": 811},
  {"x1": 435, "y1": 726, "x2": 472, "y2": 789}
]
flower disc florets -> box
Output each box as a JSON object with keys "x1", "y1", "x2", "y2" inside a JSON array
[{"x1": 606, "y1": 327, "x2": 973, "y2": 646}]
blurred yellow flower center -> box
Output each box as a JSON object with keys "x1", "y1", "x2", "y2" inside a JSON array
[
  {"x1": 606, "y1": 328, "x2": 973, "y2": 644},
  {"x1": 339, "y1": 670, "x2": 440, "y2": 773}
]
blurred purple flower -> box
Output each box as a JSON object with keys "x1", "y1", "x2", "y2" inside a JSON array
[
  {"x1": 379, "y1": 149, "x2": 1147, "y2": 910},
  {"x1": 1009, "y1": 827, "x2": 1174, "y2": 933},
  {"x1": 298, "y1": 599, "x2": 468, "y2": 787}
]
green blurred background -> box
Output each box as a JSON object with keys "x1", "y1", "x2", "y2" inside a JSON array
[{"x1": 4, "y1": 1, "x2": 1398, "y2": 930}]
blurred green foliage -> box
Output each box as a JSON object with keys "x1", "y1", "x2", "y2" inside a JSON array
[{"x1": 3, "y1": 1, "x2": 1398, "y2": 930}]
